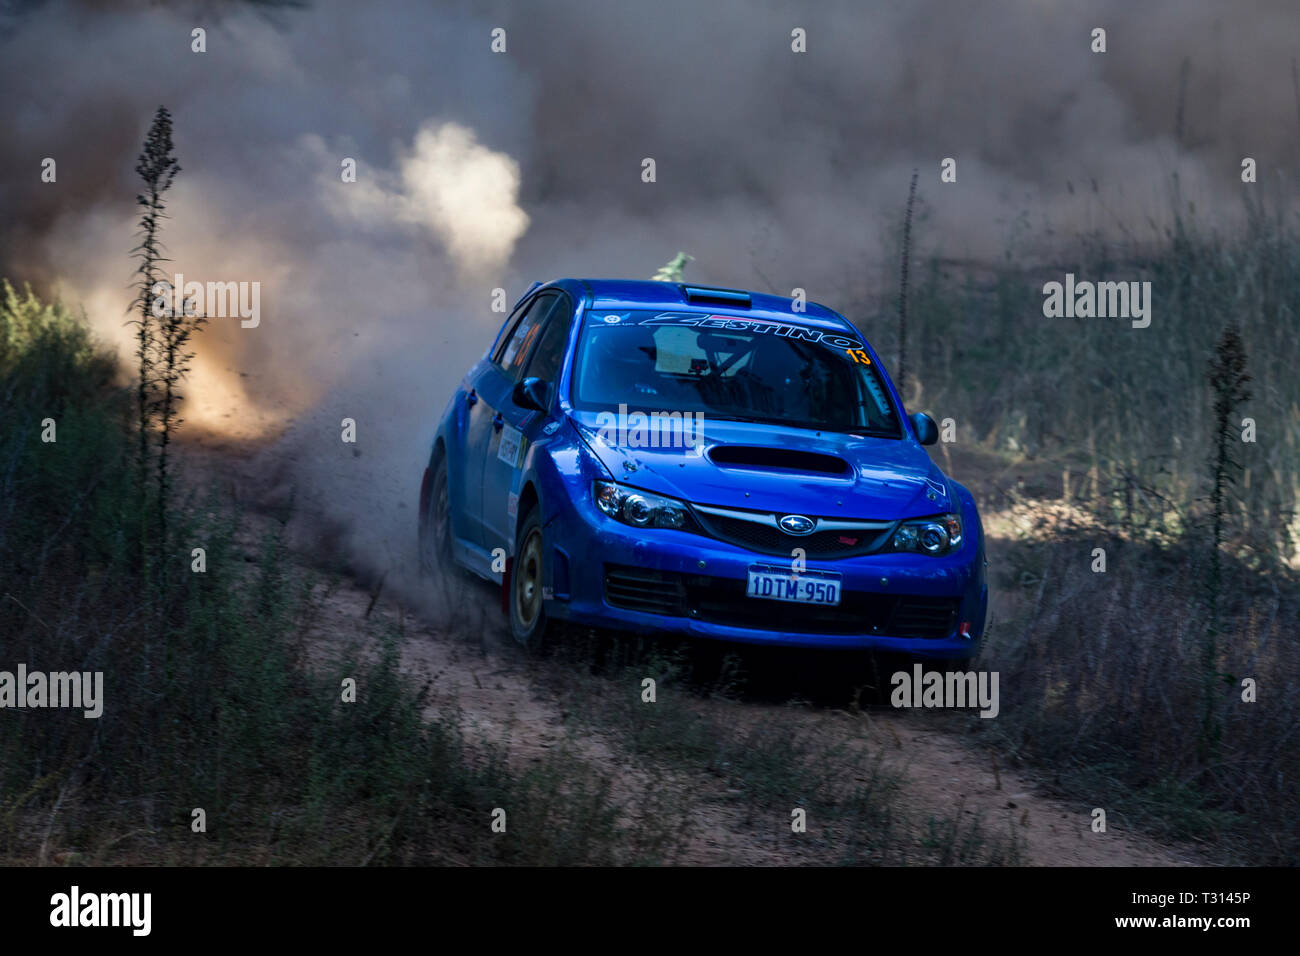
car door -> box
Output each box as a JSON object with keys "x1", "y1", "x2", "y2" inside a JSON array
[
  {"x1": 461, "y1": 291, "x2": 557, "y2": 551},
  {"x1": 470, "y1": 291, "x2": 562, "y2": 553},
  {"x1": 480, "y1": 291, "x2": 574, "y2": 558}
]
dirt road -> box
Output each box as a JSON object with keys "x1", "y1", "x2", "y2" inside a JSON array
[{"x1": 183, "y1": 428, "x2": 1201, "y2": 866}]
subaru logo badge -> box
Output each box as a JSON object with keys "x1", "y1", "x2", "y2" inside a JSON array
[{"x1": 779, "y1": 514, "x2": 815, "y2": 535}]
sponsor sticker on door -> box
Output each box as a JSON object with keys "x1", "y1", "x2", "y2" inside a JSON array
[{"x1": 498, "y1": 425, "x2": 522, "y2": 467}]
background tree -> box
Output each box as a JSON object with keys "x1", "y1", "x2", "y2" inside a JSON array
[
  {"x1": 1201, "y1": 321, "x2": 1251, "y2": 761},
  {"x1": 896, "y1": 169, "x2": 918, "y2": 401},
  {"x1": 130, "y1": 106, "x2": 180, "y2": 550},
  {"x1": 652, "y1": 251, "x2": 693, "y2": 283}
]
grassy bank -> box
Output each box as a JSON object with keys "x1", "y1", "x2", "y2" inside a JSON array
[
  {"x1": 0, "y1": 280, "x2": 673, "y2": 865},
  {"x1": 854, "y1": 190, "x2": 1300, "y2": 864}
]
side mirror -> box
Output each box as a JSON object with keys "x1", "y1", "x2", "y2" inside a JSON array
[
  {"x1": 910, "y1": 412, "x2": 938, "y2": 446},
  {"x1": 512, "y1": 376, "x2": 550, "y2": 413}
]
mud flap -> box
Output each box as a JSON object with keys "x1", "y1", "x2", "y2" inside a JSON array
[
  {"x1": 500, "y1": 556, "x2": 512, "y2": 616},
  {"x1": 418, "y1": 467, "x2": 431, "y2": 521}
]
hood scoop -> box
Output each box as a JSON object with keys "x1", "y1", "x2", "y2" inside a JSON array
[{"x1": 707, "y1": 445, "x2": 851, "y2": 477}]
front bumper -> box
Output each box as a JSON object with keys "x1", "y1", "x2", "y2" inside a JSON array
[{"x1": 542, "y1": 495, "x2": 987, "y2": 656}]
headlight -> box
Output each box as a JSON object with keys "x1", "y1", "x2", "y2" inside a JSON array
[
  {"x1": 889, "y1": 513, "x2": 963, "y2": 555},
  {"x1": 593, "y1": 481, "x2": 689, "y2": 530}
]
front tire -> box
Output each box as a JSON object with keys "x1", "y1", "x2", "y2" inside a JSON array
[{"x1": 509, "y1": 506, "x2": 553, "y2": 653}]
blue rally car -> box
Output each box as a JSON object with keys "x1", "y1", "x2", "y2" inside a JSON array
[{"x1": 419, "y1": 279, "x2": 987, "y2": 659}]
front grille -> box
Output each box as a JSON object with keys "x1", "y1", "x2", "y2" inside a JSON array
[
  {"x1": 690, "y1": 503, "x2": 895, "y2": 559},
  {"x1": 603, "y1": 564, "x2": 960, "y2": 639},
  {"x1": 696, "y1": 512, "x2": 891, "y2": 558}
]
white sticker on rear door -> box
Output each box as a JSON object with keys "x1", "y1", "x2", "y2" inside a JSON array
[{"x1": 498, "y1": 425, "x2": 522, "y2": 467}]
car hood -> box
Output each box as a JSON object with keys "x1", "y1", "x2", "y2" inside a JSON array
[{"x1": 568, "y1": 411, "x2": 953, "y2": 520}]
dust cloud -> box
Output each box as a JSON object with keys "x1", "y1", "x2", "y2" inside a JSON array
[{"x1": 2, "y1": 0, "x2": 1296, "y2": 613}]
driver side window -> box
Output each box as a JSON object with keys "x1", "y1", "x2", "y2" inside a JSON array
[
  {"x1": 521, "y1": 295, "x2": 573, "y2": 386},
  {"x1": 493, "y1": 292, "x2": 557, "y2": 379}
]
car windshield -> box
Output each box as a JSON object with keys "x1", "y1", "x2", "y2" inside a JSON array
[{"x1": 571, "y1": 310, "x2": 902, "y2": 435}]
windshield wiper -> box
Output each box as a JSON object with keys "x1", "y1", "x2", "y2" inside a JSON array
[
  {"x1": 702, "y1": 414, "x2": 783, "y2": 427},
  {"x1": 703, "y1": 414, "x2": 898, "y2": 436}
]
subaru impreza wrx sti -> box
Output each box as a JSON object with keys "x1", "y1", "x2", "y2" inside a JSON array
[{"x1": 418, "y1": 279, "x2": 987, "y2": 658}]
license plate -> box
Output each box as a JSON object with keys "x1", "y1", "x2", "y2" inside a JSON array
[{"x1": 745, "y1": 566, "x2": 842, "y2": 606}]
